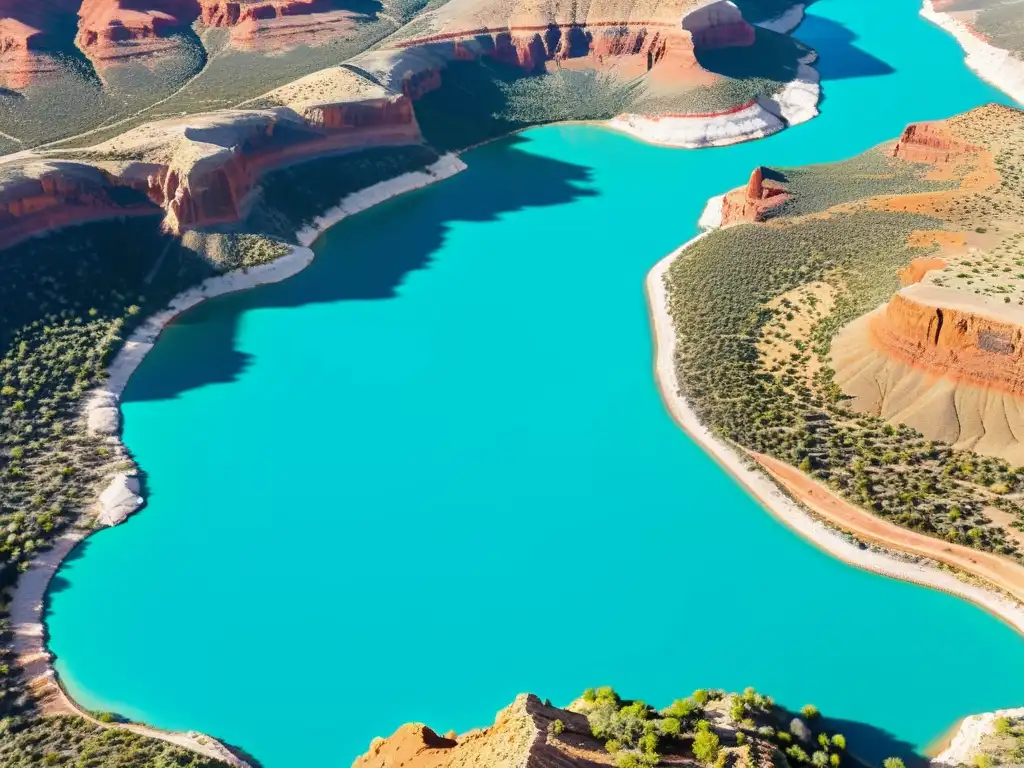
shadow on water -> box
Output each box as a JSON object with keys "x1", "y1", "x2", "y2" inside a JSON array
[
  {"x1": 123, "y1": 135, "x2": 598, "y2": 403},
  {"x1": 824, "y1": 715, "x2": 927, "y2": 768},
  {"x1": 44, "y1": 539, "x2": 98, "y2": 600},
  {"x1": 796, "y1": 14, "x2": 896, "y2": 81}
]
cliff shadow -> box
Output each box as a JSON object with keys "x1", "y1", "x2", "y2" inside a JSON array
[
  {"x1": 822, "y1": 714, "x2": 926, "y2": 768},
  {"x1": 795, "y1": 14, "x2": 896, "y2": 81},
  {"x1": 122, "y1": 135, "x2": 599, "y2": 402}
]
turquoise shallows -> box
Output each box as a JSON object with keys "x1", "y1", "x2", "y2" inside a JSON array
[{"x1": 46, "y1": 1, "x2": 1024, "y2": 766}]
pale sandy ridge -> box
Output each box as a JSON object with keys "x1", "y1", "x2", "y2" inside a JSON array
[
  {"x1": 646, "y1": 232, "x2": 1024, "y2": 635},
  {"x1": 934, "y1": 707, "x2": 1024, "y2": 766},
  {"x1": 921, "y1": 0, "x2": 1024, "y2": 106},
  {"x1": 7, "y1": 153, "x2": 467, "y2": 766}
]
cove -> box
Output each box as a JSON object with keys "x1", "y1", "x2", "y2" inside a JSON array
[{"x1": 45, "y1": 1, "x2": 1024, "y2": 767}]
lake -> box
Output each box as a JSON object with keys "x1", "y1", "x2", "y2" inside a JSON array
[{"x1": 46, "y1": 1, "x2": 1024, "y2": 766}]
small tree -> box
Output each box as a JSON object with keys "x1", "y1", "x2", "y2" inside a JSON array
[
  {"x1": 547, "y1": 719, "x2": 564, "y2": 738},
  {"x1": 694, "y1": 728, "x2": 721, "y2": 765},
  {"x1": 882, "y1": 758, "x2": 906, "y2": 768},
  {"x1": 831, "y1": 734, "x2": 846, "y2": 750},
  {"x1": 801, "y1": 705, "x2": 820, "y2": 720}
]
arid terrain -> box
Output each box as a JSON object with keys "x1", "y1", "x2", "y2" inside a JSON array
[{"x1": 664, "y1": 104, "x2": 1024, "y2": 599}]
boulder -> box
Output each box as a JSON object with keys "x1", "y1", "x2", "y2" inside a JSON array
[
  {"x1": 790, "y1": 717, "x2": 812, "y2": 743},
  {"x1": 97, "y1": 473, "x2": 143, "y2": 526}
]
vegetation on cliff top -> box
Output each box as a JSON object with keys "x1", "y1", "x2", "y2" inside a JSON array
[
  {"x1": 564, "y1": 686, "x2": 869, "y2": 768},
  {"x1": 665, "y1": 141, "x2": 1024, "y2": 563}
]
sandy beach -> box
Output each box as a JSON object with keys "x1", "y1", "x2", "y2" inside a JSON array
[
  {"x1": 645, "y1": 234, "x2": 1024, "y2": 636},
  {"x1": 7, "y1": 153, "x2": 467, "y2": 765}
]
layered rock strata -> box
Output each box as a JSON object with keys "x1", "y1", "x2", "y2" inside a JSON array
[
  {"x1": 0, "y1": 69, "x2": 421, "y2": 246},
  {"x1": 831, "y1": 285, "x2": 1024, "y2": 464}
]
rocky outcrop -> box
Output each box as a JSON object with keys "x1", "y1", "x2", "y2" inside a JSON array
[
  {"x1": 0, "y1": 73, "x2": 421, "y2": 246},
  {"x1": 97, "y1": 473, "x2": 143, "y2": 526},
  {"x1": 933, "y1": 708, "x2": 1024, "y2": 767},
  {"x1": 352, "y1": 694, "x2": 606, "y2": 768},
  {"x1": 0, "y1": 0, "x2": 81, "y2": 88},
  {"x1": 720, "y1": 165, "x2": 788, "y2": 224},
  {"x1": 866, "y1": 284, "x2": 1024, "y2": 396},
  {"x1": 898, "y1": 256, "x2": 947, "y2": 286},
  {"x1": 198, "y1": 0, "x2": 364, "y2": 50},
  {"x1": 75, "y1": 0, "x2": 200, "y2": 63},
  {"x1": 891, "y1": 120, "x2": 983, "y2": 164},
  {"x1": 366, "y1": 0, "x2": 759, "y2": 100},
  {"x1": 0, "y1": 160, "x2": 161, "y2": 250}
]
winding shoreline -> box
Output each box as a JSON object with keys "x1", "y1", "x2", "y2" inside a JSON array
[
  {"x1": 921, "y1": 0, "x2": 1024, "y2": 106},
  {"x1": 8, "y1": 153, "x2": 467, "y2": 766},
  {"x1": 644, "y1": 226, "x2": 1024, "y2": 637}
]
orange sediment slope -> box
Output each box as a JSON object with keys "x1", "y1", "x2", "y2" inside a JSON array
[{"x1": 751, "y1": 451, "x2": 1024, "y2": 606}]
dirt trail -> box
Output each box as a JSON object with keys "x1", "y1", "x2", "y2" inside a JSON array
[{"x1": 752, "y1": 452, "x2": 1024, "y2": 605}]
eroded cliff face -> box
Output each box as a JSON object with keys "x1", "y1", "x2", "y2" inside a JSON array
[
  {"x1": 720, "y1": 166, "x2": 788, "y2": 225},
  {"x1": 0, "y1": 0, "x2": 81, "y2": 89},
  {"x1": 866, "y1": 284, "x2": 1024, "y2": 396},
  {"x1": 0, "y1": 82, "x2": 420, "y2": 246},
  {"x1": 370, "y1": 0, "x2": 756, "y2": 100},
  {"x1": 352, "y1": 694, "x2": 606, "y2": 768},
  {"x1": 75, "y1": 0, "x2": 200, "y2": 62},
  {"x1": 891, "y1": 120, "x2": 983, "y2": 165}
]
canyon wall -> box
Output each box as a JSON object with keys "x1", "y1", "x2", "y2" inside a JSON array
[
  {"x1": 75, "y1": 0, "x2": 200, "y2": 62},
  {"x1": 0, "y1": 88, "x2": 421, "y2": 248},
  {"x1": 869, "y1": 284, "x2": 1024, "y2": 396},
  {"x1": 359, "y1": 0, "x2": 757, "y2": 100},
  {"x1": 1, "y1": 0, "x2": 368, "y2": 82}
]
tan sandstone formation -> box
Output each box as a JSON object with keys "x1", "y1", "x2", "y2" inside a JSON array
[
  {"x1": 0, "y1": 0, "x2": 81, "y2": 89},
  {"x1": 352, "y1": 695, "x2": 608, "y2": 768},
  {"x1": 75, "y1": 0, "x2": 200, "y2": 63}
]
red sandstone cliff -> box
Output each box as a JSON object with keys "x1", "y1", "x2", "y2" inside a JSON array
[
  {"x1": 866, "y1": 284, "x2": 1024, "y2": 396},
  {"x1": 75, "y1": 0, "x2": 201, "y2": 62},
  {"x1": 0, "y1": 0, "x2": 81, "y2": 88},
  {"x1": 891, "y1": 120, "x2": 983, "y2": 164},
  {"x1": 0, "y1": 85, "x2": 421, "y2": 247},
  {"x1": 720, "y1": 166, "x2": 788, "y2": 225},
  {"x1": 376, "y1": 0, "x2": 757, "y2": 99},
  {"x1": 1, "y1": 0, "x2": 370, "y2": 82}
]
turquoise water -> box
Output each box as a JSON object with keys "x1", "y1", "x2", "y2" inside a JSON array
[{"x1": 46, "y1": 1, "x2": 1024, "y2": 766}]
